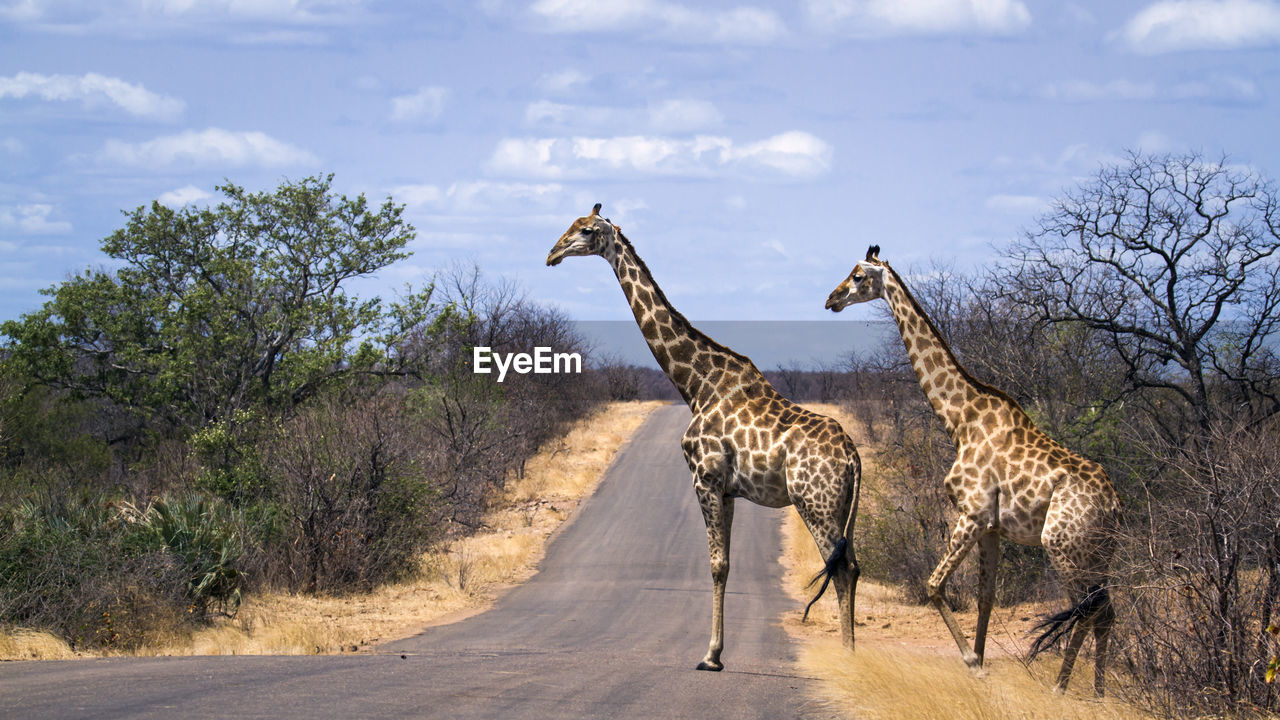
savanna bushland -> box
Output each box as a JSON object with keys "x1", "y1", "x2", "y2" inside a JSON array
[
  {"x1": 3, "y1": 153, "x2": 1279, "y2": 719},
  {"x1": 0, "y1": 176, "x2": 608, "y2": 651},
  {"x1": 775, "y1": 151, "x2": 1279, "y2": 718}
]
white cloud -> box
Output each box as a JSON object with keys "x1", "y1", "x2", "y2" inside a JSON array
[
  {"x1": 158, "y1": 185, "x2": 213, "y2": 206},
  {"x1": 805, "y1": 0, "x2": 1031, "y2": 36},
  {"x1": 525, "y1": 98, "x2": 723, "y2": 133},
  {"x1": 0, "y1": 72, "x2": 184, "y2": 119},
  {"x1": 1036, "y1": 76, "x2": 1259, "y2": 104},
  {"x1": 984, "y1": 193, "x2": 1046, "y2": 214},
  {"x1": 1121, "y1": 0, "x2": 1280, "y2": 53},
  {"x1": 1135, "y1": 130, "x2": 1176, "y2": 153},
  {"x1": 99, "y1": 128, "x2": 318, "y2": 168},
  {"x1": 392, "y1": 181, "x2": 566, "y2": 216},
  {"x1": 1, "y1": 137, "x2": 23, "y2": 154},
  {"x1": 647, "y1": 99, "x2": 723, "y2": 132},
  {"x1": 529, "y1": 0, "x2": 785, "y2": 44},
  {"x1": 1, "y1": 0, "x2": 367, "y2": 43},
  {"x1": 1039, "y1": 79, "x2": 1158, "y2": 102},
  {"x1": 391, "y1": 183, "x2": 444, "y2": 207},
  {"x1": 0, "y1": 0, "x2": 40, "y2": 22},
  {"x1": 488, "y1": 131, "x2": 831, "y2": 179},
  {"x1": 128, "y1": 0, "x2": 359, "y2": 21},
  {"x1": 0, "y1": 204, "x2": 71, "y2": 235},
  {"x1": 390, "y1": 86, "x2": 448, "y2": 123},
  {"x1": 232, "y1": 29, "x2": 328, "y2": 45},
  {"x1": 723, "y1": 131, "x2": 832, "y2": 176},
  {"x1": 537, "y1": 69, "x2": 590, "y2": 94},
  {"x1": 524, "y1": 100, "x2": 626, "y2": 128}
]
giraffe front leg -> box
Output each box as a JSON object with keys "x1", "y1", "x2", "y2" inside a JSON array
[
  {"x1": 696, "y1": 490, "x2": 733, "y2": 671},
  {"x1": 973, "y1": 533, "x2": 1000, "y2": 666},
  {"x1": 926, "y1": 515, "x2": 984, "y2": 669}
]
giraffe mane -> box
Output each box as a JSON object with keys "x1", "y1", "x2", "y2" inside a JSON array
[
  {"x1": 613, "y1": 227, "x2": 755, "y2": 366},
  {"x1": 881, "y1": 261, "x2": 1025, "y2": 411}
]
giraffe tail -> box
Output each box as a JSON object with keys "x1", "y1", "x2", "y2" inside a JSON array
[
  {"x1": 1027, "y1": 584, "x2": 1110, "y2": 660},
  {"x1": 802, "y1": 537, "x2": 848, "y2": 622}
]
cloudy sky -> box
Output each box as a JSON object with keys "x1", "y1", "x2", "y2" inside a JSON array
[{"x1": 2, "y1": 0, "x2": 1279, "y2": 327}]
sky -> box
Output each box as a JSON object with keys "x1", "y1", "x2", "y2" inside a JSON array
[{"x1": 2, "y1": 0, "x2": 1280, "y2": 331}]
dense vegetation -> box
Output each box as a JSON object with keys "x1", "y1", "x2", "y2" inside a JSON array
[
  {"x1": 799, "y1": 151, "x2": 1280, "y2": 718},
  {"x1": 0, "y1": 176, "x2": 604, "y2": 650}
]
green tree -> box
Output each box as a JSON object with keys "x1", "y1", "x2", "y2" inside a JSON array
[{"x1": 2, "y1": 175, "x2": 444, "y2": 432}]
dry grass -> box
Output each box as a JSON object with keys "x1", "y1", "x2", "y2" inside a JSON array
[
  {"x1": 798, "y1": 640, "x2": 1148, "y2": 720},
  {"x1": 2, "y1": 400, "x2": 665, "y2": 660},
  {"x1": 0, "y1": 629, "x2": 78, "y2": 661},
  {"x1": 788, "y1": 404, "x2": 1149, "y2": 720}
]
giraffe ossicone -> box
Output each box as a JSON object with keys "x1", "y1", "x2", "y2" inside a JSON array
[
  {"x1": 825, "y1": 246, "x2": 1121, "y2": 697},
  {"x1": 547, "y1": 205, "x2": 864, "y2": 671}
]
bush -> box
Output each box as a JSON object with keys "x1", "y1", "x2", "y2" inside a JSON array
[
  {"x1": 254, "y1": 392, "x2": 441, "y2": 593},
  {"x1": 140, "y1": 495, "x2": 244, "y2": 617},
  {"x1": 1112, "y1": 420, "x2": 1280, "y2": 716},
  {"x1": 0, "y1": 494, "x2": 191, "y2": 650}
]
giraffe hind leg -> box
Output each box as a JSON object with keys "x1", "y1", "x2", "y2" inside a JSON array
[
  {"x1": 794, "y1": 501, "x2": 858, "y2": 651},
  {"x1": 695, "y1": 489, "x2": 733, "y2": 672},
  {"x1": 1091, "y1": 593, "x2": 1115, "y2": 697}
]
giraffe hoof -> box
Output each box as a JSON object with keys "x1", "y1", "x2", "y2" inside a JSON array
[{"x1": 695, "y1": 660, "x2": 723, "y2": 672}]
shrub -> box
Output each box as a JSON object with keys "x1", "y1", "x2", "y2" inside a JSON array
[
  {"x1": 138, "y1": 495, "x2": 244, "y2": 617},
  {"x1": 1112, "y1": 420, "x2": 1280, "y2": 716},
  {"x1": 0, "y1": 494, "x2": 190, "y2": 650},
  {"x1": 256, "y1": 392, "x2": 441, "y2": 593}
]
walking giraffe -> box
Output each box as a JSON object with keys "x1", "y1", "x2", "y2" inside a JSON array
[
  {"x1": 825, "y1": 245, "x2": 1120, "y2": 696},
  {"x1": 546, "y1": 204, "x2": 861, "y2": 671}
]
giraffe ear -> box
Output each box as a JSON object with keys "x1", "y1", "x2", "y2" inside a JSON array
[
  {"x1": 591, "y1": 203, "x2": 602, "y2": 217},
  {"x1": 865, "y1": 245, "x2": 881, "y2": 262}
]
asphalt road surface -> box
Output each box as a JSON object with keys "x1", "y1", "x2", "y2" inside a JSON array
[{"x1": 0, "y1": 405, "x2": 823, "y2": 719}]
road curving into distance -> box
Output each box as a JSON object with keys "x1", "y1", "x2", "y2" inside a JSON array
[{"x1": 0, "y1": 404, "x2": 821, "y2": 719}]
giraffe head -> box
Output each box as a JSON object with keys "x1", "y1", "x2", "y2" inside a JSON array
[
  {"x1": 825, "y1": 245, "x2": 887, "y2": 312},
  {"x1": 546, "y1": 203, "x2": 619, "y2": 266}
]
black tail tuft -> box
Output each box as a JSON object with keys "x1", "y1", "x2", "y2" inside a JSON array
[
  {"x1": 803, "y1": 537, "x2": 849, "y2": 622},
  {"x1": 1027, "y1": 584, "x2": 1110, "y2": 660}
]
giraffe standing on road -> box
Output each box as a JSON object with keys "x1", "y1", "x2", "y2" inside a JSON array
[
  {"x1": 546, "y1": 204, "x2": 861, "y2": 671},
  {"x1": 825, "y1": 245, "x2": 1120, "y2": 696}
]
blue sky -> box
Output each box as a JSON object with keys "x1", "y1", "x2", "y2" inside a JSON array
[{"x1": 2, "y1": 0, "x2": 1279, "y2": 326}]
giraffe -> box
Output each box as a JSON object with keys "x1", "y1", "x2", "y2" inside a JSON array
[
  {"x1": 824, "y1": 245, "x2": 1121, "y2": 696},
  {"x1": 546, "y1": 204, "x2": 862, "y2": 671}
]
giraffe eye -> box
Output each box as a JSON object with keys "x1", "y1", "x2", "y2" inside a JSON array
[{"x1": 581, "y1": 227, "x2": 595, "y2": 236}]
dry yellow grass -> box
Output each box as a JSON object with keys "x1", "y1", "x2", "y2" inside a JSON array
[
  {"x1": 0, "y1": 628, "x2": 78, "y2": 661},
  {"x1": 798, "y1": 640, "x2": 1148, "y2": 720},
  {"x1": 787, "y1": 403, "x2": 1149, "y2": 720},
  {"x1": 1, "y1": 400, "x2": 665, "y2": 660}
]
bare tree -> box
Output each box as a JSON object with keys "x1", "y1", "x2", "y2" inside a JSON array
[
  {"x1": 1001, "y1": 150, "x2": 1280, "y2": 437},
  {"x1": 1112, "y1": 416, "x2": 1280, "y2": 716}
]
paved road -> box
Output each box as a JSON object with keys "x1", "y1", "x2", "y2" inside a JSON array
[{"x1": 0, "y1": 405, "x2": 821, "y2": 719}]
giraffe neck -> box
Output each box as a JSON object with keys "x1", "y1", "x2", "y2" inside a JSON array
[
  {"x1": 605, "y1": 232, "x2": 754, "y2": 411},
  {"x1": 880, "y1": 265, "x2": 980, "y2": 442}
]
